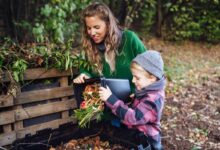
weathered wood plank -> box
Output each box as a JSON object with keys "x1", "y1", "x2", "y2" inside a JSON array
[
  {"x1": 3, "y1": 124, "x2": 12, "y2": 133},
  {"x1": 14, "y1": 106, "x2": 23, "y2": 131},
  {"x1": 0, "y1": 131, "x2": 16, "y2": 146},
  {"x1": 2, "y1": 68, "x2": 78, "y2": 82},
  {"x1": 59, "y1": 77, "x2": 68, "y2": 87},
  {"x1": 15, "y1": 99, "x2": 77, "y2": 121},
  {"x1": 59, "y1": 77, "x2": 69, "y2": 101},
  {"x1": 16, "y1": 118, "x2": 76, "y2": 139},
  {"x1": 59, "y1": 77, "x2": 69, "y2": 119},
  {"x1": 0, "y1": 111, "x2": 14, "y2": 125},
  {"x1": 15, "y1": 86, "x2": 74, "y2": 104},
  {"x1": 0, "y1": 95, "x2": 14, "y2": 108}
]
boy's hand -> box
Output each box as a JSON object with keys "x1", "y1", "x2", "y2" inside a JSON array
[{"x1": 99, "y1": 86, "x2": 112, "y2": 101}]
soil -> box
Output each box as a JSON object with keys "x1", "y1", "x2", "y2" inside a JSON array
[{"x1": 146, "y1": 38, "x2": 220, "y2": 150}]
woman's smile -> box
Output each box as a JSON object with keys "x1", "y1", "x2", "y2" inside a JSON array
[{"x1": 92, "y1": 36, "x2": 99, "y2": 42}]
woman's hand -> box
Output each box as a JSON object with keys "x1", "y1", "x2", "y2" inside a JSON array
[
  {"x1": 73, "y1": 73, "x2": 90, "y2": 84},
  {"x1": 130, "y1": 93, "x2": 135, "y2": 99},
  {"x1": 99, "y1": 86, "x2": 112, "y2": 101}
]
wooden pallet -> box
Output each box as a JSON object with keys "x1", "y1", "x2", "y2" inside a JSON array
[{"x1": 0, "y1": 68, "x2": 78, "y2": 146}]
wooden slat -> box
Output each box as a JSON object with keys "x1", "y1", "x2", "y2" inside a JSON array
[
  {"x1": 2, "y1": 68, "x2": 78, "y2": 82},
  {"x1": 14, "y1": 106, "x2": 23, "y2": 131},
  {"x1": 3, "y1": 124, "x2": 12, "y2": 133},
  {"x1": 0, "y1": 111, "x2": 14, "y2": 125},
  {"x1": 59, "y1": 77, "x2": 69, "y2": 119},
  {"x1": 61, "y1": 111, "x2": 69, "y2": 119},
  {"x1": 15, "y1": 86, "x2": 74, "y2": 104},
  {"x1": 15, "y1": 99, "x2": 77, "y2": 121},
  {"x1": 59, "y1": 77, "x2": 69, "y2": 102},
  {"x1": 16, "y1": 118, "x2": 76, "y2": 139},
  {"x1": 59, "y1": 76, "x2": 69, "y2": 87},
  {"x1": 0, "y1": 131, "x2": 16, "y2": 146},
  {"x1": 0, "y1": 95, "x2": 14, "y2": 108}
]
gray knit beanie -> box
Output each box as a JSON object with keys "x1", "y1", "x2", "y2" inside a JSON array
[{"x1": 132, "y1": 50, "x2": 164, "y2": 79}]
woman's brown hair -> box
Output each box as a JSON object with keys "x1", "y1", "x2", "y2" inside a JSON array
[{"x1": 81, "y1": 2, "x2": 122, "y2": 74}]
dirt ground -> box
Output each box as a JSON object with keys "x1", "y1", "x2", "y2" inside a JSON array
[{"x1": 146, "y1": 39, "x2": 220, "y2": 150}]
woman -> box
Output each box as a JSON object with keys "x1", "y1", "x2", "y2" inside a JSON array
[{"x1": 73, "y1": 2, "x2": 147, "y2": 91}]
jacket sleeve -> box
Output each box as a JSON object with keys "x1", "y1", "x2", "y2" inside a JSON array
[{"x1": 105, "y1": 94, "x2": 157, "y2": 126}]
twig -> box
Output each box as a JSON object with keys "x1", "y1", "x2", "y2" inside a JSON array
[{"x1": 0, "y1": 146, "x2": 8, "y2": 150}]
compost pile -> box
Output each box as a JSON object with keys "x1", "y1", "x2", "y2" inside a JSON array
[{"x1": 49, "y1": 135, "x2": 128, "y2": 150}]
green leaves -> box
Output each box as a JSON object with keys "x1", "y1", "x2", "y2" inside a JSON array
[
  {"x1": 32, "y1": 0, "x2": 89, "y2": 44},
  {"x1": 164, "y1": 0, "x2": 220, "y2": 42},
  {"x1": 0, "y1": 37, "x2": 91, "y2": 83},
  {"x1": 12, "y1": 59, "x2": 28, "y2": 82},
  {"x1": 33, "y1": 23, "x2": 45, "y2": 42},
  {"x1": 41, "y1": 4, "x2": 52, "y2": 17}
]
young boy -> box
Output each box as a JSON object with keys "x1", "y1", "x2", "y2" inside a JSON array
[{"x1": 99, "y1": 50, "x2": 166, "y2": 150}]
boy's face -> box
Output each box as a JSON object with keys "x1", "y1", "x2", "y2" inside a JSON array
[{"x1": 131, "y1": 68, "x2": 157, "y2": 91}]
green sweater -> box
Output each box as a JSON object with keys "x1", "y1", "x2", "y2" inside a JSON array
[{"x1": 80, "y1": 30, "x2": 147, "y2": 92}]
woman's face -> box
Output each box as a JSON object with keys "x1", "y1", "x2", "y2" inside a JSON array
[{"x1": 85, "y1": 15, "x2": 107, "y2": 44}]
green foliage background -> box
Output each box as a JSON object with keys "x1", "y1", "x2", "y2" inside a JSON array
[
  {"x1": 0, "y1": 0, "x2": 220, "y2": 82},
  {"x1": 165, "y1": 0, "x2": 220, "y2": 42},
  {"x1": 2, "y1": 0, "x2": 220, "y2": 43}
]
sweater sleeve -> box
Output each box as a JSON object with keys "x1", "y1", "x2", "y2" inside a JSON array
[{"x1": 105, "y1": 94, "x2": 157, "y2": 126}]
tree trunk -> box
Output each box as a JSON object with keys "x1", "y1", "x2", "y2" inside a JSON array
[
  {"x1": 156, "y1": 0, "x2": 162, "y2": 37},
  {"x1": 3, "y1": 0, "x2": 15, "y2": 39},
  {"x1": 117, "y1": 0, "x2": 127, "y2": 26}
]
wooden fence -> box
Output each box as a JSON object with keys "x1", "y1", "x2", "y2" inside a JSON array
[{"x1": 0, "y1": 68, "x2": 78, "y2": 146}]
